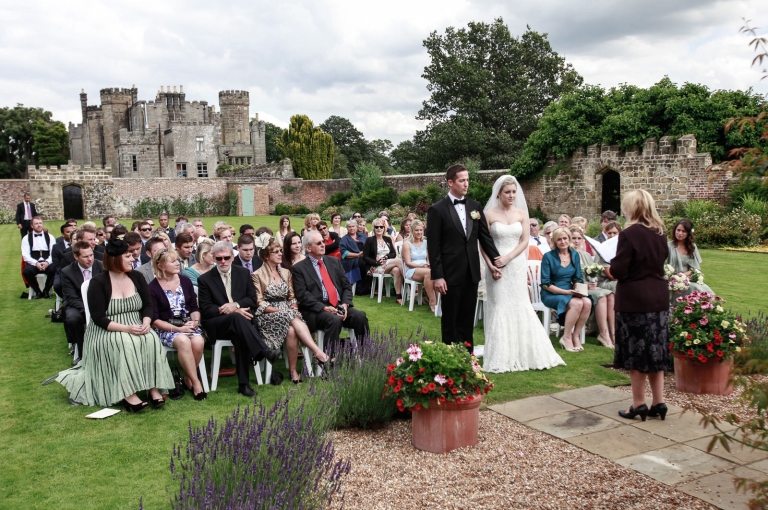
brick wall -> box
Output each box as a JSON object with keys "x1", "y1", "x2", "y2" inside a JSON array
[
  {"x1": 112, "y1": 177, "x2": 229, "y2": 217},
  {"x1": 0, "y1": 180, "x2": 31, "y2": 212}
]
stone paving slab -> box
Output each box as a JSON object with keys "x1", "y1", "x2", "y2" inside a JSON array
[
  {"x1": 686, "y1": 436, "x2": 768, "y2": 466},
  {"x1": 616, "y1": 444, "x2": 737, "y2": 485},
  {"x1": 677, "y1": 466, "x2": 763, "y2": 510},
  {"x1": 550, "y1": 385, "x2": 629, "y2": 408},
  {"x1": 746, "y1": 459, "x2": 768, "y2": 475},
  {"x1": 566, "y1": 424, "x2": 674, "y2": 460},
  {"x1": 632, "y1": 410, "x2": 735, "y2": 443},
  {"x1": 488, "y1": 395, "x2": 578, "y2": 423},
  {"x1": 525, "y1": 409, "x2": 621, "y2": 439}
]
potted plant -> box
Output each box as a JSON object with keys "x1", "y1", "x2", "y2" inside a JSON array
[
  {"x1": 670, "y1": 290, "x2": 749, "y2": 395},
  {"x1": 383, "y1": 341, "x2": 494, "y2": 453}
]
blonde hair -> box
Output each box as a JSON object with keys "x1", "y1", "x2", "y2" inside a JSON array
[
  {"x1": 549, "y1": 226, "x2": 572, "y2": 250},
  {"x1": 152, "y1": 248, "x2": 178, "y2": 280},
  {"x1": 153, "y1": 231, "x2": 171, "y2": 246},
  {"x1": 81, "y1": 221, "x2": 97, "y2": 229},
  {"x1": 407, "y1": 219, "x2": 425, "y2": 244},
  {"x1": 571, "y1": 216, "x2": 587, "y2": 229},
  {"x1": 195, "y1": 238, "x2": 215, "y2": 264},
  {"x1": 569, "y1": 225, "x2": 585, "y2": 246},
  {"x1": 304, "y1": 213, "x2": 321, "y2": 230},
  {"x1": 372, "y1": 218, "x2": 385, "y2": 230},
  {"x1": 214, "y1": 225, "x2": 232, "y2": 240},
  {"x1": 622, "y1": 189, "x2": 664, "y2": 234}
]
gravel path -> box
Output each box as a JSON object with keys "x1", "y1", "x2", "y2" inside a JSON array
[{"x1": 330, "y1": 410, "x2": 714, "y2": 509}]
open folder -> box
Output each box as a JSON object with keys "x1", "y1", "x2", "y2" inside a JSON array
[{"x1": 585, "y1": 235, "x2": 619, "y2": 263}]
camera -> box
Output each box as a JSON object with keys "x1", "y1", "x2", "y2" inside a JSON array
[
  {"x1": 336, "y1": 306, "x2": 346, "y2": 317},
  {"x1": 168, "y1": 314, "x2": 187, "y2": 327}
]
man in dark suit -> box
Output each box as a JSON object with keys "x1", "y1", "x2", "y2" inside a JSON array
[
  {"x1": 60, "y1": 226, "x2": 103, "y2": 269},
  {"x1": 135, "y1": 237, "x2": 166, "y2": 283},
  {"x1": 232, "y1": 234, "x2": 262, "y2": 273},
  {"x1": 52, "y1": 223, "x2": 77, "y2": 298},
  {"x1": 158, "y1": 213, "x2": 176, "y2": 243},
  {"x1": 426, "y1": 164, "x2": 500, "y2": 349},
  {"x1": 197, "y1": 241, "x2": 280, "y2": 396},
  {"x1": 61, "y1": 241, "x2": 103, "y2": 364},
  {"x1": 594, "y1": 210, "x2": 618, "y2": 243},
  {"x1": 15, "y1": 192, "x2": 38, "y2": 237},
  {"x1": 291, "y1": 231, "x2": 368, "y2": 346}
]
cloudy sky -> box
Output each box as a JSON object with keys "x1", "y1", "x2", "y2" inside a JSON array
[{"x1": 1, "y1": 0, "x2": 766, "y2": 144}]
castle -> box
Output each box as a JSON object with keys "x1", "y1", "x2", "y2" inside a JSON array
[{"x1": 68, "y1": 86, "x2": 267, "y2": 178}]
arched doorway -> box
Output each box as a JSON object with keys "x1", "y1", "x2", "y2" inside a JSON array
[
  {"x1": 601, "y1": 171, "x2": 621, "y2": 214},
  {"x1": 63, "y1": 185, "x2": 84, "y2": 219}
]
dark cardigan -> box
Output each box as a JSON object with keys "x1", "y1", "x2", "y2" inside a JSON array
[
  {"x1": 87, "y1": 271, "x2": 153, "y2": 330},
  {"x1": 611, "y1": 223, "x2": 670, "y2": 313},
  {"x1": 362, "y1": 236, "x2": 396, "y2": 268},
  {"x1": 148, "y1": 274, "x2": 200, "y2": 324}
]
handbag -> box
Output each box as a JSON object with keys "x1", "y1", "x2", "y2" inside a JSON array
[
  {"x1": 168, "y1": 316, "x2": 186, "y2": 327},
  {"x1": 168, "y1": 366, "x2": 185, "y2": 400}
]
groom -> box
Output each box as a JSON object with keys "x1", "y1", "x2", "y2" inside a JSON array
[{"x1": 427, "y1": 164, "x2": 500, "y2": 349}]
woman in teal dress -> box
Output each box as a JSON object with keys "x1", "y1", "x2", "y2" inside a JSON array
[
  {"x1": 667, "y1": 219, "x2": 714, "y2": 298},
  {"x1": 56, "y1": 239, "x2": 174, "y2": 412},
  {"x1": 183, "y1": 238, "x2": 214, "y2": 286},
  {"x1": 541, "y1": 227, "x2": 592, "y2": 352}
]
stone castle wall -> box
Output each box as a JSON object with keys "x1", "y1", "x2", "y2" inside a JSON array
[{"x1": 0, "y1": 180, "x2": 31, "y2": 212}]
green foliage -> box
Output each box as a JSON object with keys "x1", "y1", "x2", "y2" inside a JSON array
[
  {"x1": 0, "y1": 105, "x2": 69, "y2": 177},
  {"x1": 0, "y1": 206, "x2": 14, "y2": 224},
  {"x1": 277, "y1": 115, "x2": 334, "y2": 179},
  {"x1": 280, "y1": 185, "x2": 298, "y2": 194},
  {"x1": 350, "y1": 161, "x2": 383, "y2": 196},
  {"x1": 330, "y1": 146, "x2": 350, "y2": 179},
  {"x1": 263, "y1": 121, "x2": 284, "y2": 163},
  {"x1": 319, "y1": 115, "x2": 370, "y2": 170},
  {"x1": 665, "y1": 207, "x2": 763, "y2": 248},
  {"x1": 32, "y1": 120, "x2": 68, "y2": 166},
  {"x1": 423, "y1": 183, "x2": 444, "y2": 204},
  {"x1": 397, "y1": 189, "x2": 428, "y2": 209},
  {"x1": 512, "y1": 79, "x2": 767, "y2": 177},
  {"x1": 348, "y1": 187, "x2": 397, "y2": 213},
  {"x1": 320, "y1": 191, "x2": 352, "y2": 209},
  {"x1": 273, "y1": 203, "x2": 311, "y2": 216},
  {"x1": 131, "y1": 193, "x2": 233, "y2": 219},
  {"x1": 529, "y1": 205, "x2": 548, "y2": 226},
  {"x1": 730, "y1": 179, "x2": 768, "y2": 206},
  {"x1": 465, "y1": 159, "x2": 495, "y2": 205}
]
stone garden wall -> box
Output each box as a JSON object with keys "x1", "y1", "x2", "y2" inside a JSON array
[{"x1": 0, "y1": 180, "x2": 31, "y2": 212}]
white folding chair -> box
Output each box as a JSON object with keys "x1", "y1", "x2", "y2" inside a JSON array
[
  {"x1": 304, "y1": 328, "x2": 355, "y2": 377},
  {"x1": 370, "y1": 273, "x2": 392, "y2": 303},
  {"x1": 162, "y1": 345, "x2": 210, "y2": 393},
  {"x1": 28, "y1": 273, "x2": 48, "y2": 300},
  {"x1": 81, "y1": 280, "x2": 91, "y2": 324},
  {"x1": 210, "y1": 339, "x2": 265, "y2": 391},
  {"x1": 473, "y1": 297, "x2": 484, "y2": 327},
  {"x1": 394, "y1": 241, "x2": 404, "y2": 257},
  {"x1": 527, "y1": 261, "x2": 552, "y2": 336},
  {"x1": 434, "y1": 293, "x2": 442, "y2": 317},
  {"x1": 401, "y1": 260, "x2": 423, "y2": 312}
]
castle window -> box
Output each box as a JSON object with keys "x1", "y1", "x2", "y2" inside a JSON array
[
  {"x1": 196, "y1": 137, "x2": 204, "y2": 151},
  {"x1": 197, "y1": 162, "x2": 208, "y2": 178},
  {"x1": 132, "y1": 155, "x2": 138, "y2": 172},
  {"x1": 177, "y1": 163, "x2": 187, "y2": 178}
]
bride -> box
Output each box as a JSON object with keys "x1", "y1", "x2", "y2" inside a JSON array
[{"x1": 480, "y1": 175, "x2": 565, "y2": 373}]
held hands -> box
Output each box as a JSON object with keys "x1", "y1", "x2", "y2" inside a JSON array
[
  {"x1": 493, "y1": 255, "x2": 508, "y2": 268},
  {"x1": 491, "y1": 267, "x2": 503, "y2": 280},
  {"x1": 176, "y1": 322, "x2": 196, "y2": 334},
  {"x1": 36, "y1": 261, "x2": 48, "y2": 271}
]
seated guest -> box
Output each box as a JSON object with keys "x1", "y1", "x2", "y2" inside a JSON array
[
  {"x1": 401, "y1": 219, "x2": 436, "y2": 312},
  {"x1": 291, "y1": 231, "x2": 369, "y2": 346},
  {"x1": 149, "y1": 249, "x2": 206, "y2": 400},
  {"x1": 158, "y1": 213, "x2": 176, "y2": 242},
  {"x1": 276, "y1": 215, "x2": 293, "y2": 246},
  {"x1": 339, "y1": 220, "x2": 364, "y2": 289},
  {"x1": 111, "y1": 224, "x2": 127, "y2": 240},
  {"x1": 558, "y1": 214, "x2": 571, "y2": 227},
  {"x1": 571, "y1": 216, "x2": 593, "y2": 255},
  {"x1": 124, "y1": 232, "x2": 144, "y2": 269},
  {"x1": 175, "y1": 222, "x2": 195, "y2": 241},
  {"x1": 570, "y1": 226, "x2": 614, "y2": 348},
  {"x1": 55, "y1": 238, "x2": 174, "y2": 411},
  {"x1": 192, "y1": 218, "x2": 204, "y2": 230},
  {"x1": 596, "y1": 221, "x2": 622, "y2": 294},
  {"x1": 356, "y1": 217, "x2": 369, "y2": 236},
  {"x1": 175, "y1": 232, "x2": 196, "y2": 270},
  {"x1": 136, "y1": 237, "x2": 166, "y2": 283},
  {"x1": 252, "y1": 240, "x2": 330, "y2": 384},
  {"x1": 197, "y1": 241, "x2": 281, "y2": 396},
  {"x1": 528, "y1": 218, "x2": 549, "y2": 252},
  {"x1": 595, "y1": 210, "x2": 618, "y2": 243},
  {"x1": 193, "y1": 227, "x2": 207, "y2": 246},
  {"x1": 102, "y1": 215, "x2": 116, "y2": 228},
  {"x1": 233, "y1": 234, "x2": 262, "y2": 273},
  {"x1": 540, "y1": 227, "x2": 592, "y2": 352},
  {"x1": 211, "y1": 220, "x2": 227, "y2": 239},
  {"x1": 53, "y1": 222, "x2": 77, "y2": 297},
  {"x1": 542, "y1": 221, "x2": 558, "y2": 249},
  {"x1": 184, "y1": 238, "x2": 215, "y2": 286},
  {"x1": 317, "y1": 221, "x2": 341, "y2": 259},
  {"x1": 363, "y1": 218, "x2": 403, "y2": 304},
  {"x1": 131, "y1": 220, "x2": 142, "y2": 233},
  {"x1": 61, "y1": 241, "x2": 104, "y2": 364},
  {"x1": 139, "y1": 221, "x2": 153, "y2": 249},
  {"x1": 301, "y1": 213, "x2": 321, "y2": 236},
  {"x1": 104, "y1": 224, "x2": 114, "y2": 242},
  {"x1": 255, "y1": 226, "x2": 273, "y2": 237},
  {"x1": 95, "y1": 227, "x2": 106, "y2": 244},
  {"x1": 239, "y1": 224, "x2": 255, "y2": 237},
  {"x1": 61, "y1": 225, "x2": 103, "y2": 272},
  {"x1": 214, "y1": 225, "x2": 237, "y2": 254},
  {"x1": 22, "y1": 216, "x2": 56, "y2": 299},
  {"x1": 329, "y1": 213, "x2": 346, "y2": 238},
  {"x1": 396, "y1": 218, "x2": 412, "y2": 243},
  {"x1": 667, "y1": 218, "x2": 714, "y2": 297},
  {"x1": 153, "y1": 230, "x2": 171, "y2": 249},
  {"x1": 175, "y1": 215, "x2": 188, "y2": 228},
  {"x1": 282, "y1": 232, "x2": 305, "y2": 270}
]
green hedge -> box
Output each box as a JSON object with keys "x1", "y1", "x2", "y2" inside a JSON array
[
  {"x1": 274, "y1": 203, "x2": 311, "y2": 216},
  {"x1": 132, "y1": 192, "x2": 235, "y2": 219}
]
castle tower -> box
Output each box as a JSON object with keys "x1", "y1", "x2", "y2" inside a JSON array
[
  {"x1": 219, "y1": 90, "x2": 249, "y2": 145},
  {"x1": 250, "y1": 118, "x2": 267, "y2": 164},
  {"x1": 100, "y1": 87, "x2": 134, "y2": 174},
  {"x1": 80, "y1": 89, "x2": 88, "y2": 123}
]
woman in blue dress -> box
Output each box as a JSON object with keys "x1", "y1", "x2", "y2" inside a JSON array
[
  {"x1": 339, "y1": 220, "x2": 364, "y2": 287},
  {"x1": 541, "y1": 226, "x2": 592, "y2": 352},
  {"x1": 401, "y1": 220, "x2": 436, "y2": 312}
]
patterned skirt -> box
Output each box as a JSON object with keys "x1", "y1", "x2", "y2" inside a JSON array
[{"x1": 613, "y1": 310, "x2": 670, "y2": 373}]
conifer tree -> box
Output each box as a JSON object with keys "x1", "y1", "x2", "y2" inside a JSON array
[{"x1": 277, "y1": 115, "x2": 334, "y2": 179}]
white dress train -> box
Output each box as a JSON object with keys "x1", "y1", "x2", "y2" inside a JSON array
[{"x1": 483, "y1": 222, "x2": 565, "y2": 373}]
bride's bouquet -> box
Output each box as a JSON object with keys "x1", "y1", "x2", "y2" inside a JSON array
[
  {"x1": 690, "y1": 268, "x2": 705, "y2": 284},
  {"x1": 669, "y1": 273, "x2": 690, "y2": 293},
  {"x1": 664, "y1": 264, "x2": 676, "y2": 280},
  {"x1": 583, "y1": 263, "x2": 603, "y2": 282}
]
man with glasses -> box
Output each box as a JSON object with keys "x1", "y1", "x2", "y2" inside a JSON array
[
  {"x1": 529, "y1": 219, "x2": 549, "y2": 252},
  {"x1": 232, "y1": 234, "x2": 261, "y2": 273},
  {"x1": 198, "y1": 241, "x2": 281, "y2": 397},
  {"x1": 139, "y1": 221, "x2": 153, "y2": 248},
  {"x1": 352, "y1": 213, "x2": 362, "y2": 220}
]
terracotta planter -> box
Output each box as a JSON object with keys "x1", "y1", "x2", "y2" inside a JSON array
[
  {"x1": 674, "y1": 357, "x2": 734, "y2": 395},
  {"x1": 411, "y1": 395, "x2": 482, "y2": 453}
]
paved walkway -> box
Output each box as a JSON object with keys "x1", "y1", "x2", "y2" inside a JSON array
[{"x1": 489, "y1": 385, "x2": 768, "y2": 510}]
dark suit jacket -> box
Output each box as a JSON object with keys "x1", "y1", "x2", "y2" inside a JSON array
[
  {"x1": 61, "y1": 260, "x2": 104, "y2": 314},
  {"x1": 362, "y1": 236, "x2": 396, "y2": 269},
  {"x1": 233, "y1": 255, "x2": 263, "y2": 272},
  {"x1": 197, "y1": 265, "x2": 257, "y2": 342},
  {"x1": 611, "y1": 224, "x2": 669, "y2": 313},
  {"x1": 94, "y1": 244, "x2": 105, "y2": 258},
  {"x1": 15, "y1": 201, "x2": 37, "y2": 224},
  {"x1": 61, "y1": 246, "x2": 103, "y2": 270},
  {"x1": 291, "y1": 256, "x2": 354, "y2": 317},
  {"x1": 426, "y1": 196, "x2": 499, "y2": 286},
  {"x1": 595, "y1": 232, "x2": 607, "y2": 243},
  {"x1": 52, "y1": 242, "x2": 69, "y2": 275}
]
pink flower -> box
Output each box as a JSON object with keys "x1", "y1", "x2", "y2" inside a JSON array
[
  {"x1": 699, "y1": 317, "x2": 709, "y2": 326},
  {"x1": 684, "y1": 306, "x2": 693, "y2": 315},
  {"x1": 676, "y1": 296, "x2": 685, "y2": 303},
  {"x1": 471, "y1": 360, "x2": 480, "y2": 373},
  {"x1": 406, "y1": 344, "x2": 422, "y2": 362},
  {"x1": 434, "y1": 374, "x2": 447, "y2": 385},
  {"x1": 674, "y1": 318, "x2": 679, "y2": 324},
  {"x1": 396, "y1": 357, "x2": 404, "y2": 366},
  {"x1": 729, "y1": 333, "x2": 736, "y2": 339}
]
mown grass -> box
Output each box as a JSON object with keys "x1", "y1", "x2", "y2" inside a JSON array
[{"x1": 0, "y1": 217, "x2": 761, "y2": 509}]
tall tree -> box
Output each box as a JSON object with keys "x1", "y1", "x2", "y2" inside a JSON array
[
  {"x1": 32, "y1": 120, "x2": 68, "y2": 166},
  {"x1": 0, "y1": 105, "x2": 66, "y2": 178},
  {"x1": 263, "y1": 122, "x2": 285, "y2": 163},
  {"x1": 412, "y1": 19, "x2": 582, "y2": 172},
  {"x1": 277, "y1": 115, "x2": 334, "y2": 180},
  {"x1": 319, "y1": 115, "x2": 370, "y2": 170}
]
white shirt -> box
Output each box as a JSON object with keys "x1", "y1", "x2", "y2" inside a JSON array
[
  {"x1": 21, "y1": 232, "x2": 55, "y2": 265},
  {"x1": 447, "y1": 192, "x2": 467, "y2": 236},
  {"x1": 529, "y1": 235, "x2": 550, "y2": 252},
  {"x1": 23, "y1": 201, "x2": 32, "y2": 220}
]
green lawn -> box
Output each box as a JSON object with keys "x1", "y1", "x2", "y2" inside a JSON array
[{"x1": 0, "y1": 217, "x2": 763, "y2": 509}]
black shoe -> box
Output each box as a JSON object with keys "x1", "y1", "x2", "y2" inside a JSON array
[
  {"x1": 618, "y1": 404, "x2": 649, "y2": 422},
  {"x1": 122, "y1": 399, "x2": 148, "y2": 413},
  {"x1": 150, "y1": 395, "x2": 166, "y2": 408},
  {"x1": 69, "y1": 398, "x2": 85, "y2": 406},
  {"x1": 264, "y1": 349, "x2": 281, "y2": 364},
  {"x1": 238, "y1": 384, "x2": 256, "y2": 397},
  {"x1": 71, "y1": 357, "x2": 81, "y2": 366},
  {"x1": 193, "y1": 391, "x2": 207, "y2": 401},
  {"x1": 31, "y1": 294, "x2": 41, "y2": 300},
  {"x1": 647, "y1": 403, "x2": 668, "y2": 421}
]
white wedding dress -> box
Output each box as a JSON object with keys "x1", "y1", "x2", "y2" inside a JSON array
[{"x1": 483, "y1": 222, "x2": 566, "y2": 373}]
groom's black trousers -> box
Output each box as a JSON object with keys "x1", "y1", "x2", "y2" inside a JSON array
[{"x1": 441, "y1": 267, "x2": 478, "y2": 349}]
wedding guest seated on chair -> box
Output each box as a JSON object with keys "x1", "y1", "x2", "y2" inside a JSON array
[
  {"x1": 55, "y1": 238, "x2": 174, "y2": 412},
  {"x1": 291, "y1": 232, "x2": 369, "y2": 347},
  {"x1": 558, "y1": 214, "x2": 571, "y2": 227},
  {"x1": 356, "y1": 217, "x2": 370, "y2": 236},
  {"x1": 329, "y1": 213, "x2": 346, "y2": 238},
  {"x1": 175, "y1": 232, "x2": 196, "y2": 270},
  {"x1": 363, "y1": 218, "x2": 403, "y2": 304},
  {"x1": 339, "y1": 220, "x2": 364, "y2": 289},
  {"x1": 301, "y1": 213, "x2": 321, "y2": 237},
  {"x1": 276, "y1": 215, "x2": 293, "y2": 246},
  {"x1": 528, "y1": 218, "x2": 549, "y2": 253},
  {"x1": 149, "y1": 249, "x2": 206, "y2": 401},
  {"x1": 239, "y1": 224, "x2": 255, "y2": 237},
  {"x1": 183, "y1": 238, "x2": 215, "y2": 286},
  {"x1": 396, "y1": 218, "x2": 412, "y2": 243},
  {"x1": 401, "y1": 220, "x2": 437, "y2": 312},
  {"x1": 197, "y1": 241, "x2": 281, "y2": 397},
  {"x1": 136, "y1": 237, "x2": 166, "y2": 283},
  {"x1": 61, "y1": 241, "x2": 104, "y2": 364},
  {"x1": 596, "y1": 221, "x2": 622, "y2": 294},
  {"x1": 595, "y1": 210, "x2": 618, "y2": 243},
  {"x1": 282, "y1": 232, "x2": 305, "y2": 270},
  {"x1": 542, "y1": 221, "x2": 558, "y2": 249},
  {"x1": 571, "y1": 216, "x2": 593, "y2": 255},
  {"x1": 252, "y1": 240, "x2": 330, "y2": 384},
  {"x1": 667, "y1": 218, "x2": 714, "y2": 297},
  {"x1": 232, "y1": 234, "x2": 262, "y2": 273},
  {"x1": 317, "y1": 221, "x2": 341, "y2": 259},
  {"x1": 22, "y1": 216, "x2": 56, "y2": 299},
  {"x1": 124, "y1": 232, "x2": 145, "y2": 270},
  {"x1": 158, "y1": 213, "x2": 176, "y2": 242},
  {"x1": 53, "y1": 222, "x2": 77, "y2": 297},
  {"x1": 570, "y1": 226, "x2": 614, "y2": 348},
  {"x1": 540, "y1": 226, "x2": 592, "y2": 352}
]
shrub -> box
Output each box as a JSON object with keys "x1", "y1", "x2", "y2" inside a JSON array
[
  {"x1": 274, "y1": 203, "x2": 311, "y2": 216},
  {"x1": 683, "y1": 199, "x2": 724, "y2": 223},
  {"x1": 687, "y1": 207, "x2": 762, "y2": 248},
  {"x1": 348, "y1": 187, "x2": 397, "y2": 213},
  {"x1": 729, "y1": 178, "x2": 768, "y2": 205},
  {"x1": 131, "y1": 193, "x2": 232, "y2": 219},
  {"x1": 351, "y1": 161, "x2": 383, "y2": 196},
  {"x1": 0, "y1": 206, "x2": 15, "y2": 224},
  {"x1": 423, "y1": 183, "x2": 444, "y2": 204},
  {"x1": 322, "y1": 191, "x2": 352, "y2": 208},
  {"x1": 397, "y1": 189, "x2": 428, "y2": 208},
  {"x1": 529, "y1": 205, "x2": 548, "y2": 226},
  {"x1": 414, "y1": 201, "x2": 431, "y2": 217},
  {"x1": 386, "y1": 204, "x2": 409, "y2": 224},
  {"x1": 736, "y1": 311, "x2": 768, "y2": 368}
]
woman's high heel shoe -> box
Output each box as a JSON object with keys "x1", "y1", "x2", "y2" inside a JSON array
[
  {"x1": 618, "y1": 404, "x2": 649, "y2": 422},
  {"x1": 151, "y1": 395, "x2": 166, "y2": 408},
  {"x1": 647, "y1": 403, "x2": 668, "y2": 421},
  {"x1": 558, "y1": 338, "x2": 578, "y2": 353},
  {"x1": 597, "y1": 334, "x2": 614, "y2": 349},
  {"x1": 122, "y1": 399, "x2": 147, "y2": 413}
]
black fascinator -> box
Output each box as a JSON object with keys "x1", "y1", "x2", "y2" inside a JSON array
[{"x1": 105, "y1": 238, "x2": 128, "y2": 257}]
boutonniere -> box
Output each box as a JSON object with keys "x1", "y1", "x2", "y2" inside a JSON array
[{"x1": 470, "y1": 210, "x2": 481, "y2": 220}]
